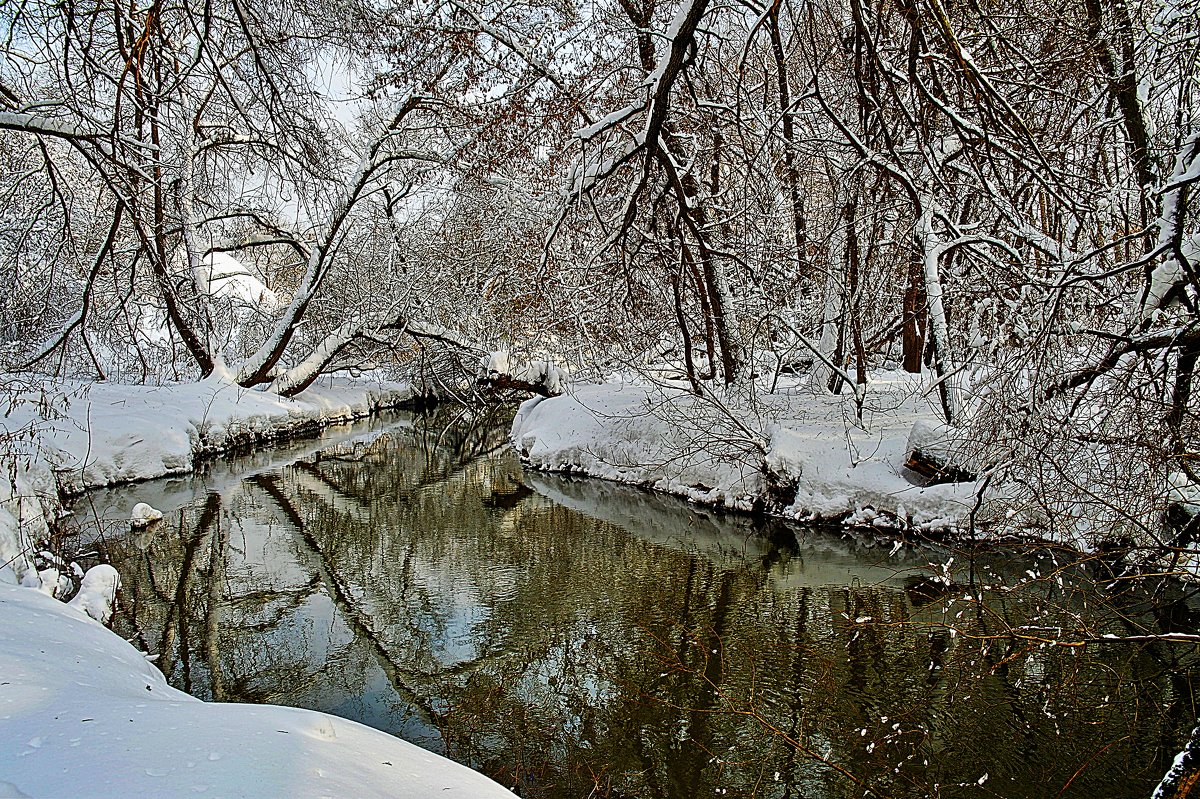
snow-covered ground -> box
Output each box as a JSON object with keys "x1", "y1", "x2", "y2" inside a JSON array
[
  {"x1": 511, "y1": 374, "x2": 979, "y2": 533},
  {"x1": 0, "y1": 371, "x2": 517, "y2": 798},
  {"x1": 0, "y1": 582, "x2": 514, "y2": 798}
]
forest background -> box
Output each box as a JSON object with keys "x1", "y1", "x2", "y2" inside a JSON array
[{"x1": 1, "y1": 0, "x2": 1198, "y2": 555}]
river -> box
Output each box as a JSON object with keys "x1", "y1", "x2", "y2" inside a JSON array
[{"x1": 65, "y1": 406, "x2": 1200, "y2": 798}]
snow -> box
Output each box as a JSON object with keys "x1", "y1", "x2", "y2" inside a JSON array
[
  {"x1": 195, "y1": 252, "x2": 278, "y2": 308},
  {"x1": 512, "y1": 376, "x2": 978, "y2": 531},
  {"x1": 66, "y1": 563, "x2": 119, "y2": 623},
  {"x1": 4, "y1": 369, "x2": 415, "y2": 496},
  {"x1": 0, "y1": 471, "x2": 46, "y2": 589},
  {"x1": 129, "y1": 502, "x2": 163, "y2": 528},
  {"x1": 1170, "y1": 470, "x2": 1200, "y2": 513},
  {"x1": 0, "y1": 583, "x2": 514, "y2": 799}
]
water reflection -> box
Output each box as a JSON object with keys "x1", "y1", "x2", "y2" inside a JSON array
[{"x1": 67, "y1": 407, "x2": 1199, "y2": 798}]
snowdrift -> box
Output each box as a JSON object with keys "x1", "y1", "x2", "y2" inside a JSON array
[{"x1": 0, "y1": 583, "x2": 513, "y2": 798}]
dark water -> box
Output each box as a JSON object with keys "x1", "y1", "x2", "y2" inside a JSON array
[{"x1": 66, "y1": 407, "x2": 1200, "y2": 798}]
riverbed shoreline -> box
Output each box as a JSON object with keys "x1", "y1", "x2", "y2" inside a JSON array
[
  {"x1": 3, "y1": 369, "x2": 426, "y2": 586},
  {"x1": 0, "y1": 368, "x2": 1117, "y2": 583},
  {"x1": 511, "y1": 376, "x2": 984, "y2": 536}
]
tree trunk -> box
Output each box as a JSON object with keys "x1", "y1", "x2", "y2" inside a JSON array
[
  {"x1": 768, "y1": 0, "x2": 810, "y2": 283},
  {"x1": 902, "y1": 250, "x2": 927, "y2": 373},
  {"x1": 1084, "y1": 0, "x2": 1155, "y2": 224}
]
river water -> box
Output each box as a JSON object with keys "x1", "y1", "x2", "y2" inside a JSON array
[{"x1": 66, "y1": 407, "x2": 1200, "y2": 798}]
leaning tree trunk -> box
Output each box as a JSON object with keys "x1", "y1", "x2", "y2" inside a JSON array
[
  {"x1": 915, "y1": 199, "x2": 960, "y2": 424},
  {"x1": 1153, "y1": 724, "x2": 1200, "y2": 799}
]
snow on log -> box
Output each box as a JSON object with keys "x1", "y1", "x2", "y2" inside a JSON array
[
  {"x1": 67, "y1": 564, "x2": 121, "y2": 624},
  {"x1": 478, "y1": 352, "x2": 567, "y2": 397},
  {"x1": 903, "y1": 420, "x2": 976, "y2": 485},
  {"x1": 130, "y1": 502, "x2": 164, "y2": 528},
  {"x1": 196, "y1": 252, "x2": 278, "y2": 308},
  {"x1": 763, "y1": 427, "x2": 806, "y2": 507},
  {"x1": 1153, "y1": 723, "x2": 1200, "y2": 799}
]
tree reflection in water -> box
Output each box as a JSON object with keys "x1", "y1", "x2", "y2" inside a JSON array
[{"x1": 68, "y1": 406, "x2": 1200, "y2": 798}]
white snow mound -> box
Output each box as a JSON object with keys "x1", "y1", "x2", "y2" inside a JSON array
[
  {"x1": 512, "y1": 379, "x2": 978, "y2": 529},
  {"x1": 129, "y1": 502, "x2": 163, "y2": 528},
  {"x1": 0, "y1": 583, "x2": 515, "y2": 798},
  {"x1": 67, "y1": 564, "x2": 120, "y2": 624}
]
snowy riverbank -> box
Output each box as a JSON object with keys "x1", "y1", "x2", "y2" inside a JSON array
[
  {"x1": 0, "y1": 582, "x2": 515, "y2": 798},
  {"x1": 0, "y1": 372, "x2": 517, "y2": 798},
  {"x1": 511, "y1": 375, "x2": 981, "y2": 534},
  {"x1": 4, "y1": 365, "x2": 418, "y2": 496},
  {"x1": 2, "y1": 368, "x2": 417, "y2": 585}
]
